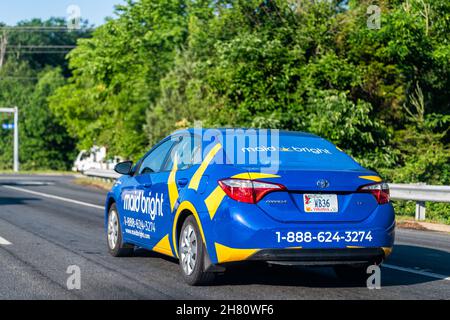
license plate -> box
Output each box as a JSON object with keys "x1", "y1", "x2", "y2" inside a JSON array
[{"x1": 303, "y1": 194, "x2": 338, "y2": 213}]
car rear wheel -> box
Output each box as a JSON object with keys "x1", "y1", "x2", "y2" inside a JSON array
[
  {"x1": 334, "y1": 264, "x2": 370, "y2": 284},
  {"x1": 107, "y1": 203, "x2": 134, "y2": 257},
  {"x1": 179, "y1": 215, "x2": 214, "y2": 286}
]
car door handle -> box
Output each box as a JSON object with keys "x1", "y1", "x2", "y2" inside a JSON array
[
  {"x1": 143, "y1": 183, "x2": 152, "y2": 188},
  {"x1": 177, "y1": 178, "x2": 189, "y2": 187}
]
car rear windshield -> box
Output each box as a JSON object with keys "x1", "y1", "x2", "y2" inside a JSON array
[{"x1": 220, "y1": 131, "x2": 362, "y2": 170}]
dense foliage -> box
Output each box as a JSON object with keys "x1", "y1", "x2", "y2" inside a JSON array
[{"x1": 50, "y1": 0, "x2": 449, "y2": 184}]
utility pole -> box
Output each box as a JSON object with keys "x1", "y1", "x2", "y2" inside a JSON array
[
  {"x1": 0, "y1": 107, "x2": 19, "y2": 172},
  {"x1": 13, "y1": 106, "x2": 19, "y2": 172},
  {"x1": 0, "y1": 31, "x2": 7, "y2": 69}
]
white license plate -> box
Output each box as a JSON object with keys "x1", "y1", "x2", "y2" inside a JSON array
[{"x1": 303, "y1": 194, "x2": 338, "y2": 213}]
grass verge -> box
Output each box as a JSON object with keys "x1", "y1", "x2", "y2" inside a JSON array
[
  {"x1": 393, "y1": 200, "x2": 450, "y2": 225},
  {"x1": 73, "y1": 177, "x2": 114, "y2": 191}
]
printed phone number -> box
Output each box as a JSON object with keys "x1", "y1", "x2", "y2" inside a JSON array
[
  {"x1": 124, "y1": 216, "x2": 156, "y2": 233},
  {"x1": 276, "y1": 231, "x2": 373, "y2": 244}
]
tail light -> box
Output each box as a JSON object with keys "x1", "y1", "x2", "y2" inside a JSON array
[
  {"x1": 218, "y1": 179, "x2": 286, "y2": 204},
  {"x1": 358, "y1": 182, "x2": 390, "y2": 204}
]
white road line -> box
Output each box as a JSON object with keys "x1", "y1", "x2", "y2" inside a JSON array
[
  {"x1": 0, "y1": 236, "x2": 12, "y2": 246},
  {"x1": 2, "y1": 185, "x2": 104, "y2": 210},
  {"x1": 383, "y1": 264, "x2": 450, "y2": 281}
]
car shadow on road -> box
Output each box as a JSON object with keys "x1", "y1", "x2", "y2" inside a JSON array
[
  {"x1": 0, "y1": 196, "x2": 41, "y2": 206},
  {"x1": 133, "y1": 248, "x2": 179, "y2": 263},
  {"x1": 133, "y1": 245, "x2": 449, "y2": 288}
]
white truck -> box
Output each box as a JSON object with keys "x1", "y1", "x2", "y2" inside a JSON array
[{"x1": 72, "y1": 146, "x2": 122, "y2": 172}]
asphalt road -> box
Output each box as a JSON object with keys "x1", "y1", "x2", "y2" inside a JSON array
[{"x1": 0, "y1": 174, "x2": 449, "y2": 300}]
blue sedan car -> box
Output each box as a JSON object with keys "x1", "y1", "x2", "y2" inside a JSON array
[{"x1": 105, "y1": 129, "x2": 395, "y2": 285}]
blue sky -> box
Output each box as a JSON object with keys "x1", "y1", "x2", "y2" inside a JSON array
[{"x1": 0, "y1": 0, "x2": 124, "y2": 26}]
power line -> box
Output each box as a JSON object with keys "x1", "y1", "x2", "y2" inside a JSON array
[
  {"x1": 5, "y1": 45, "x2": 77, "y2": 54},
  {"x1": 7, "y1": 45, "x2": 77, "y2": 48},
  {"x1": 5, "y1": 51, "x2": 73, "y2": 54},
  {"x1": 0, "y1": 77, "x2": 39, "y2": 80},
  {"x1": 0, "y1": 27, "x2": 94, "y2": 33}
]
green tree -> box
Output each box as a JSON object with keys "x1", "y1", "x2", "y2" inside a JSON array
[
  {"x1": 21, "y1": 67, "x2": 76, "y2": 170},
  {"x1": 50, "y1": 0, "x2": 195, "y2": 159}
]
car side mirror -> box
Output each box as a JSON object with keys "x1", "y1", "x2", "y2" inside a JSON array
[{"x1": 114, "y1": 161, "x2": 133, "y2": 175}]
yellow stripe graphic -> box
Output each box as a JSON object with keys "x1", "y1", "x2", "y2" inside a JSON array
[
  {"x1": 231, "y1": 172, "x2": 280, "y2": 180},
  {"x1": 152, "y1": 234, "x2": 174, "y2": 257},
  {"x1": 382, "y1": 247, "x2": 393, "y2": 257},
  {"x1": 172, "y1": 201, "x2": 207, "y2": 258},
  {"x1": 215, "y1": 243, "x2": 259, "y2": 263},
  {"x1": 205, "y1": 186, "x2": 227, "y2": 220},
  {"x1": 168, "y1": 157, "x2": 179, "y2": 212},
  {"x1": 359, "y1": 176, "x2": 382, "y2": 182},
  {"x1": 189, "y1": 143, "x2": 223, "y2": 191}
]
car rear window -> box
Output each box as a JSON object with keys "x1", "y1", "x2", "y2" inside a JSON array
[{"x1": 220, "y1": 131, "x2": 362, "y2": 170}]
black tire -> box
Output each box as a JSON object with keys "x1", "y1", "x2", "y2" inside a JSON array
[
  {"x1": 179, "y1": 215, "x2": 215, "y2": 286},
  {"x1": 107, "y1": 203, "x2": 134, "y2": 257},
  {"x1": 334, "y1": 264, "x2": 370, "y2": 284}
]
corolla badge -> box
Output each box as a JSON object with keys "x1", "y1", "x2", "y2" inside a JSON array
[
  {"x1": 265, "y1": 200, "x2": 288, "y2": 205},
  {"x1": 317, "y1": 179, "x2": 330, "y2": 189}
]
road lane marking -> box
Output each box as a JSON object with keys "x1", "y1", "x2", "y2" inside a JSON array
[
  {"x1": 2, "y1": 185, "x2": 104, "y2": 210},
  {"x1": 0, "y1": 181, "x2": 55, "y2": 186},
  {"x1": 0, "y1": 236, "x2": 12, "y2": 246},
  {"x1": 383, "y1": 264, "x2": 450, "y2": 281}
]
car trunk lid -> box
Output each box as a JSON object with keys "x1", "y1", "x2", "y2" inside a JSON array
[{"x1": 254, "y1": 169, "x2": 379, "y2": 223}]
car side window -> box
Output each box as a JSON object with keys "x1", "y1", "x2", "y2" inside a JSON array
[
  {"x1": 164, "y1": 135, "x2": 201, "y2": 171},
  {"x1": 138, "y1": 139, "x2": 177, "y2": 175}
]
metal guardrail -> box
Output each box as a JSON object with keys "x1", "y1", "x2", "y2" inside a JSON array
[
  {"x1": 82, "y1": 170, "x2": 449, "y2": 221},
  {"x1": 389, "y1": 184, "x2": 450, "y2": 221},
  {"x1": 83, "y1": 169, "x2": 121, "y2": 180}
]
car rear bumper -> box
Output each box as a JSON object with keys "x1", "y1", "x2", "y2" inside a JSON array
[
  {"x1": 248, "y1": 247, "x2": 388, "y2": 266},
  {"x1": 204, "y1": 195, "x2": 396, "y2": 265},
  {"x1": 208, "y1": 199, "x2": 395, "y2": 263}
]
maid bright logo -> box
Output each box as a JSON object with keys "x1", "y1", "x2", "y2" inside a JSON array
[
  {"x1": 242, "y1": 146, "x2": 333, "y2": 155},
  {"x1": 123, "y1": 191, "x2": 164, "y2": 221}
]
